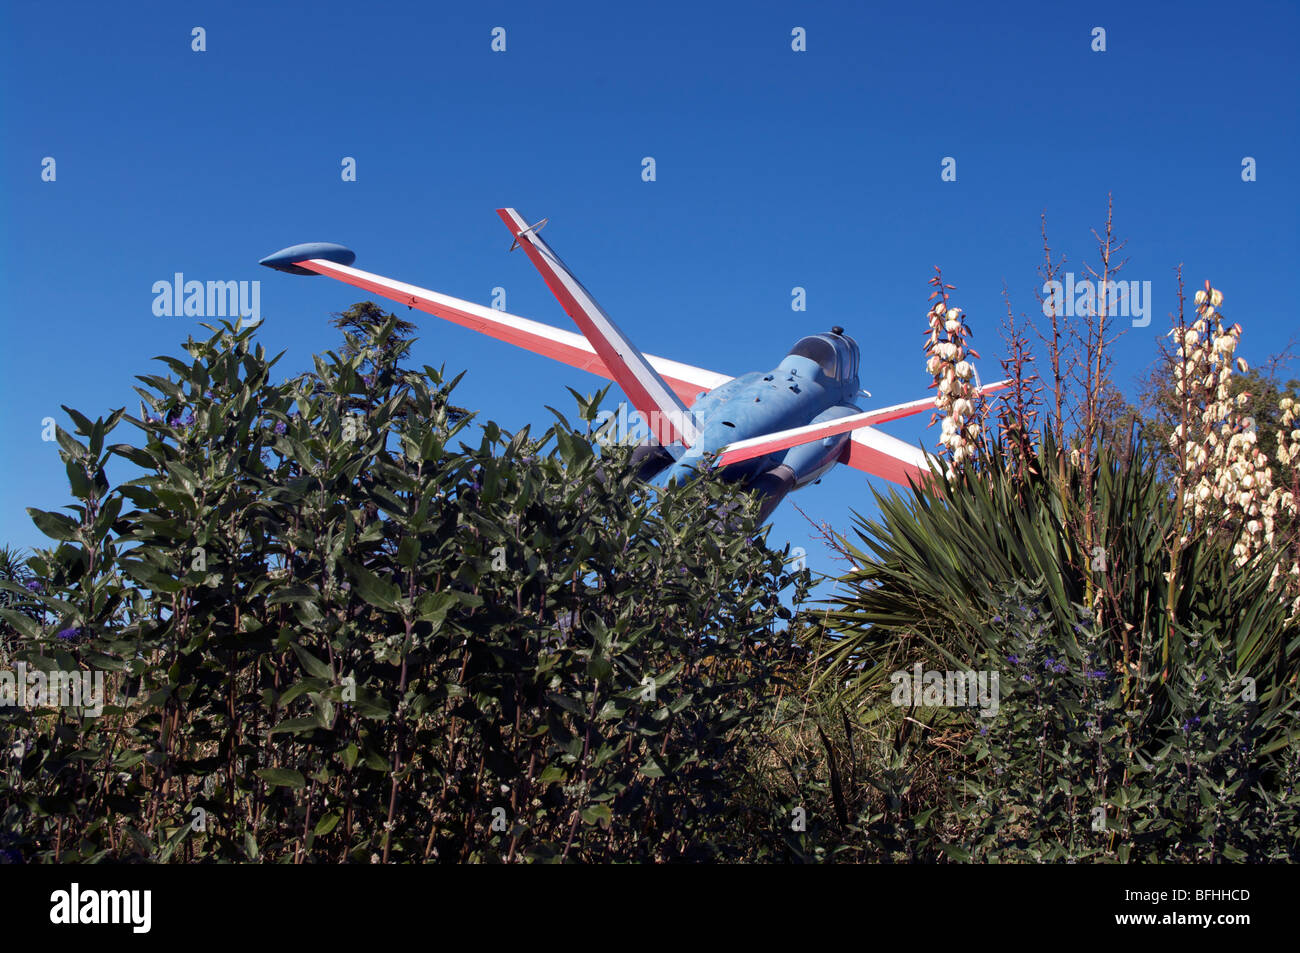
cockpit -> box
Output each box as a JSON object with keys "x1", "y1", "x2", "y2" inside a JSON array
[{"x1": 786, "y1": 327, "x2": 860, "y2": 383}]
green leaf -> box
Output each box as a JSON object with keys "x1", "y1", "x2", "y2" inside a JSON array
[
  {"x1": 0, "y1": 609, "x2": 42, "y2": 640},
  {"x1": 341, "y1": 558, "x2": 400, "y2": 611},
  {"x1": 269, "y1": 717, "x2": 319, "y2": 736},
  {"x1": 291, "y1": 643, "x2": 333, "y2": 680},
  {"x1": 156, "y1": 821, "x2": 191, "y2": 863},
  {"x1": 416, "y1": 591, "x2": 457, "y2": 623},
  {"x1": 256, "y1": 768, "x2": 306, "y2": 789},
  {"x1": 120, "y1": 558, "x2": 183, "y2": 593},
  {"x1": 267, "y1": 584, "x2": 319, "y2": 606},
  {"x1": 537, "y1": 765, "x2": 567, "y2": 784},
  {"x1": 65, "y1": 460, "x2": 92, "y2": 499},
  {"x1": 580, "y1": 804, "x2": 613, "y2": 829},
  {"x1": 27, "y1": 508, "x2": 78, "y2": 542}
]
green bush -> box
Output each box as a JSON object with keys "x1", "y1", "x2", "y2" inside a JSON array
[{"x1": 0, "y1": 317, "x2": 808, "y2": 863}]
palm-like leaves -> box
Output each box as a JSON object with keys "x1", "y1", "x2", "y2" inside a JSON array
[{"x1": 816, "y1": 433, "x2": 1298, "y2": 740}]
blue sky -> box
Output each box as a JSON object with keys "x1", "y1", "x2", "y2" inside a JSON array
[{"x1": 2, "y1": 0, "x2": 1297, "y2": 591}]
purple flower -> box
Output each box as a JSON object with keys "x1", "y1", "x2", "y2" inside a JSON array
[
  {"x1": 55, "y1": 626, "x2": 87, "y2": 643},
  {"x1": 1086, "y1": 669, "x2": 1107, "y2": 680},
  {"x1": 1006, "y1": 654, "x2": 1020, "y2": 665},
  {"x1": 274, "y1": 421, "x2": 287, "y2": 435},
  {"x1": 24, "y1": 580, "x2": 41, "y2": 593}
]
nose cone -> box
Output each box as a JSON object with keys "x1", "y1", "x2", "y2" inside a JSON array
[{"x1": 259, "y1": 242, "x2": 356, "y2": 275}]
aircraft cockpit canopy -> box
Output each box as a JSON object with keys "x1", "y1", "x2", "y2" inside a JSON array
[{"x1": 787, "y1": 329, "x2": 860, "y2": 383}]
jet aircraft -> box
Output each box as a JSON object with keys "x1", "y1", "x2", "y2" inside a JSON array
[{"x1": 260, "y1": 209, "x2": 1008, "y2": 520}]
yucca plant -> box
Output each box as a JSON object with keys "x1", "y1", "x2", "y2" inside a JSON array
[
  {"x1": 819, "y1": 433, "x2": 1294, "y2": 710},
  {"x1": 0, "y1": 545, "x2": 41, "y2": 659},
  {"x1": 811, "y1": 431, "x2": 1299, "y2": 861}
]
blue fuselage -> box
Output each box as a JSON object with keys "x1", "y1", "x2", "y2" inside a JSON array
[{"x1": 654, "y1": 352, "x2": 862, "y2": 498}]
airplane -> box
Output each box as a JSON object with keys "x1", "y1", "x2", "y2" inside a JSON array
[{"x1": 259, "y1": 209, "x2": 1009, "y2": 521}]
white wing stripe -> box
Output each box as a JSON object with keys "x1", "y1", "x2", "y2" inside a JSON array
[
  {"x1": 499, "y1": 208, "x2": 700, "y2": 446},
  {"x1": 295, "y1": 257, "x2": 731, "y2": 402}
]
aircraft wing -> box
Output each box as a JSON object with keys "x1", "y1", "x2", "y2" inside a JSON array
[
  {"x1": 842, "y1": 427, "x2": 932, "y2": 486},
  {"x1": 714, "y1": 405, "x2": 932, "y2": 486},
  {"x1": 264, "y1": 252, "x2": 731, "y2": 407},
  {"x1": 496, "y1": 208, "x2": 700, "y2": 446},
  {"x1": 715, "y1": 380, "x2": 1011, "y2": 486}
]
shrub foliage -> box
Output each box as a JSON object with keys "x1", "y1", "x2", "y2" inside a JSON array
[{"x1": 0, "y1": 318, "x2": 807, "y2": 862}]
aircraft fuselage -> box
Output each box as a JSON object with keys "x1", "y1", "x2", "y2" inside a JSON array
[{"x1": 644, "y1": 331, "x2": 864, "y2": 519}]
